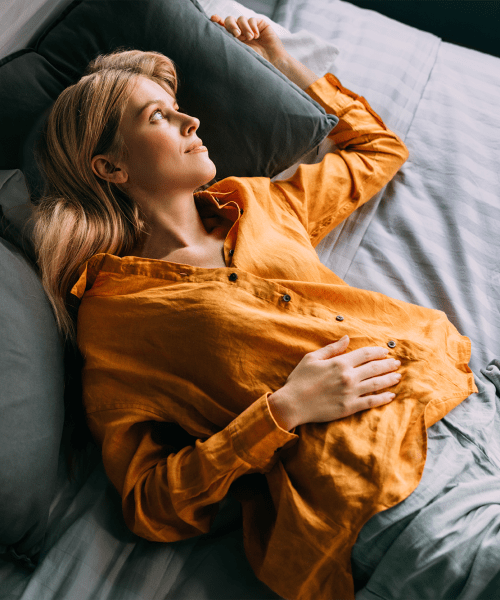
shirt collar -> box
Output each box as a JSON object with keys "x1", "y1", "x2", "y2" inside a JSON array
[
  {"x1": 195, "y1": 189, "x2": 241, "y2": 221},
  {"x1": 70, "y1": 190, "x2": 242, "y2": 300}
]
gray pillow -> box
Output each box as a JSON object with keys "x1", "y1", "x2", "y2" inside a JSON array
[
  {"x1": 0, "y1": 170, "x2": 35, "y2": 262},
  {"x1": 0, "y1": 0, "x2": 338, "y2": 200},
  {"x1": 0, "y1": 181, "x2": 64, "y2": 565}
]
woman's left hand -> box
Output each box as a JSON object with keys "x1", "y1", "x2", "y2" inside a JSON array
[{"x1": 210, "y1": 14, "x2": 286, "y2": 64}]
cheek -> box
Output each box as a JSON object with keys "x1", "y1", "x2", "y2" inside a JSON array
[
  {"x1": 127, "y1": 134, "x2": 177, "y2": 175},
  {"x1": 139, "y1": 134, "x2": 171, "y2": 158}
]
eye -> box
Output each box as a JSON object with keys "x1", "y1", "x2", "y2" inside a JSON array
[
  {"x1": 150, "y1": 106, "x2": 181, "y2": 122},
  {"x1": 150, "y1": 109, "x2": 164, "y2": 121}
]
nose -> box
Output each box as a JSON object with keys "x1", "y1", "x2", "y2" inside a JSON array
[{"x1": 181, "y1": 113, "x2": 200, "y2": 136}]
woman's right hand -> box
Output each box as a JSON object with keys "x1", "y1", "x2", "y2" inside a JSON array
[
  {"x1": 268, "y1": 336, "x2": 401, "y2": 431},
  {"x1": 210, "y1": 14, "x2": 286, "y2": 64}
]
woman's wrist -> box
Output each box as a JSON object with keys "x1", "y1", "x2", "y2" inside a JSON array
[
  {"x1": 270, "y1": 51, "x2": 319, "y2": 91},
  {"x1": 268, "y1": 389, "x2": 299, "y2": 431}
]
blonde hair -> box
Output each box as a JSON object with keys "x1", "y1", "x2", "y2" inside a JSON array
[{"x1": 33, "y1": 49, "x2": 178, "y2": 344}]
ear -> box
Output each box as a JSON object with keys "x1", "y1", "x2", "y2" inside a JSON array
[{"x1": 91, "y1": 155, "x2": 128, "y2": 184}]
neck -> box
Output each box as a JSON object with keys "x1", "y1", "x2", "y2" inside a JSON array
[{"x1": 133, "y1": 190, "x2": 209, "y2": 259}]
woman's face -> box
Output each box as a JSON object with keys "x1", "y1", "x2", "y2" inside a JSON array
[{"x1": 106, "y1": 75, "x2": 216, "y2": 197}]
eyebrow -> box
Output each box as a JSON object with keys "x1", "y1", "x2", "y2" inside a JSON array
[{"x1": 135, "y1": 98, "x2": 179, "y2": 119}]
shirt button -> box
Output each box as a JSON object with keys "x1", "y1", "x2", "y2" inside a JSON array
[
  {"x1": 388, "y1": 340, "x2": 397, "y2": 348},
  {"x1": 282, "y1": 294, "x2": 291, "y2": 302},
  {"x1": 228, "y1": 249, "x2": 234, "y2": 257},
  {"x1": 228, "y1": 273, "x2": 238, "y2": 282},
  {"x1": 336, "y1": 315, "x2": 344, "y2": 321}
]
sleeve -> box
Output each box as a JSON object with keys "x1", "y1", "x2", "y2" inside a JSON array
[
  {"x1": 86, "y1": 393, "x2": 298, "y2": 542},
  {"x1": 271, "y1": 73, "x2": 409, "y2": 247}
]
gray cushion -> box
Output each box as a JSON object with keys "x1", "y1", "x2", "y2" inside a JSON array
[
  {"x1": 0, "y1": 232, "x2": 64, "y2": 565},
  {"x1": 0, "y1": 0, "x2": 338, "y2": 201}
]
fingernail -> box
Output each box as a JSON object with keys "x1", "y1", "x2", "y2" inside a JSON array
[
  {"x1": 339, "y1": 335, "x2": 348, "y2": 342},
  {"x1": 234, "y1": 28, "x2": 241, "y2": 36},
  {"x1": 389, "y1": 393, "x2": 396, "y2": 399},
  {"x1": 394, "y1": 373, "x2": 402, "y2": 379}
]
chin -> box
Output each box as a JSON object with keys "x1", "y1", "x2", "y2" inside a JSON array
[{"x1": 196, "y1": 163, "x2": 217, "y2": 192}]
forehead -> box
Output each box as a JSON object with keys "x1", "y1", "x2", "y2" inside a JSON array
[{"x1": 125, "y1": 75, "x2": 176, "y2": 111}]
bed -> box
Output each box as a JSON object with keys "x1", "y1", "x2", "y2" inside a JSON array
[{"x1": 0, "y1": 0, "x2": 499, "y2": 599}]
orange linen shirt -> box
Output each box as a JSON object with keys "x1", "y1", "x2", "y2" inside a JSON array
[{"x1": 72, "y1": 74, "x2": 476, "y2": 600}]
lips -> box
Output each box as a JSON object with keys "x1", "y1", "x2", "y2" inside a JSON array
[{"x1": 185, "y1": 140, "x2": 203, "y2": 153}]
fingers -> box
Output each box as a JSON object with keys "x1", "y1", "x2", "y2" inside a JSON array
[
  {"x1": 311, "y1": 339, "x2": 395, "y2": 366},
  {"x1": 327, "y1": 344, "x2": 402, "y2": 400},
  {"x1": 245, "y1": 16, "x2": 261, "y2": 38},
  {"x1": 312, "y1": 335, "x2": 350, "y2": 360},
  {"x1": 349, "y1": 391, "x2": 396, "y2": 415},
  {"x1": 210, "y1": 14, "x2": 260, "y2": 41},
  {"x1": 357, "y1": 357, "x2": 401, "y2": 381},
  {"x1": 357, "y1": 371, "x2": 401, "y2": 396},
  {"x1": 342, "y1": 345, "x2": 390, "y2": 367},
  {"x1": 232, "y1": 16, "x2": 260, "y2": 40},
  {"x1": 348, "y1": 354, "x2": 401, "y2": 396}
]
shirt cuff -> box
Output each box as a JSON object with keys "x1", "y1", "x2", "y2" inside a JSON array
[
  {"x1": 228, "y1": 393, "x2": 299, "y2": 471},
  {"x1": 305, "y1": 72, "x2": 386, "y2": 128}
]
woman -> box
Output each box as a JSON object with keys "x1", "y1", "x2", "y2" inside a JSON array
[{"x1": 33, "y1": 15, "x2": 475, "y2": 600}]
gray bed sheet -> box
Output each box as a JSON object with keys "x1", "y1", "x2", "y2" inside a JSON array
[
  {"x1": 1, "y1": 453, "x2": 281, "y2": 600},
  {"x1": 2, "y1": 1, "x2": 500, "y2": 599}
]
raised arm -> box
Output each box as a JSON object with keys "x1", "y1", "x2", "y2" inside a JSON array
[
  {"x1": 271, "y1": 72, "x2": 409, "y2": 245},
  {"x1": 211, "y1": 15, "x2": 409, "y2": 246}
]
